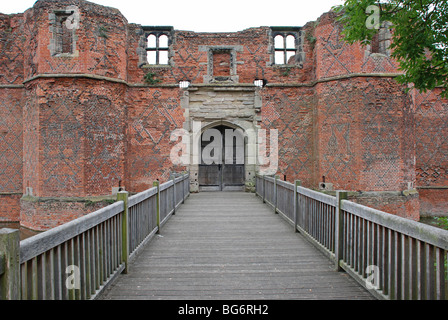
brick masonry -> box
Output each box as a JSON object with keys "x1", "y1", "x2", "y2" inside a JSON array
[{"x1": 0, "y1": 0, "x2": 446, "y2": 230}]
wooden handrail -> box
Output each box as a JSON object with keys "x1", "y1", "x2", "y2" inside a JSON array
[
  {"x1": 0, "y1": 173, "x2": 190, "y2": 300},
  {"x1": 255, "y1": 174, "x2": 448, "y2": 300}
]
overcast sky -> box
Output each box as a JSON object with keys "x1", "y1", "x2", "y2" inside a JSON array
[{"x1": 1, "y1": 0, "x2": 344, "y2": 32}]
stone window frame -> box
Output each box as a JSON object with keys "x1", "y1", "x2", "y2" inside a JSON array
[
  {"x1": 146, "y1": 32, "x2": 170, "y2": 65},
  {"x1": 140, "y1": 26, "x2": 174, "y2": 67},
  {"x1": 270, "y1": 27, "x2": 305, "y2": 67},
  {"x1": 366, "y1": 21, "x2": 392, "y2": 57},
  {"x1": 199, "y1": 45, "x2": 243, "y2": 84},
  {"x1": 49, "y1": 9, "x2": 79, "y2": 57}
]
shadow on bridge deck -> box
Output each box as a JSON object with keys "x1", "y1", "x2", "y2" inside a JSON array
[{"x1": 100, "y1": 192, "x2": 374, "y2": 300}]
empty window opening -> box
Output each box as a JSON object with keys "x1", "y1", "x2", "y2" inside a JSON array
[
  {"x1": 146, "y1": 33, "x2": 170, "y2": 65},
  {"x1": 159, "y1": 34, "x2": 169, "y2": 47},
  {"x1": 254, "y1": 79, "x2": 267, "y2": 88},
  {"x1": 369, "y1": 22, "x2": 392, "y2": 55},
  {"x1": 274, "y1": 35, "x2": 285, "y2": 64},
  {"x1": 370, "y1": 32, "x2": 380, "y2": 53},
  {"x1": 54, "y1": 12, "x2": 74, "y2": 55},
  {"x1": 273, "y1": 33, "x2": 297, "y2": 65},
  {"x1": 179, "y1": 80, "x2": 191, "y2": 89},
  {"x1": 147, "y1": 34, "x2": 157, "y2": 48},
  {"x1": 213, "y1": 50, "x2": 231, "y2": 77}
]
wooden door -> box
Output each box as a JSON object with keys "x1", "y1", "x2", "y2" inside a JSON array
[{"x1": 199, "y1": 125, "x2": 245, "y2": 191}]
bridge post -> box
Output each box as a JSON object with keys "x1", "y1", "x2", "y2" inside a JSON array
[
  {"x1": 182, "y1": 173, "x2": 185, "y2": 204},
  {"x1": 153, "y1": 181, "x2": 161, "y2": 234},
  {"x1": 117, "y1": 191, "x2": 130, "y2": 274},
  {"x1": 171, "y1": 174, "x2": 176, "y2": 215},
  {"x1": 293, "y1": 180, "x2": 302, "y2": 233},
  {"x1": 182, "y1": 172, "x2": 188, "y2": 204},
  {"x1": 262, "y1": 175, "x2": 266, "y2": 203},
  {"x1": 335, "y1": 191, "x2": 348, "y2": 271},
  {"x1": 0, "y1": 228, "x2": 20, "y2": 300},
  {"x1": 274, "y1": 175, "x2": 280, "y2": 214}
]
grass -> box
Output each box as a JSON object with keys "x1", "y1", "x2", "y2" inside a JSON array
[{"x1": 432, "y1": 217, "x2": 448, "y2": 230}]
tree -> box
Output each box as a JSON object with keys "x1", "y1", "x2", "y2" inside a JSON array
[{"x1": 333, "y1": 0, "x2": 448, "y2": 97}]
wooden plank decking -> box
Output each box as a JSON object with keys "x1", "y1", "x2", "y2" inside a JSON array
[{"x1": 100, "y1": 192, "x2": 374, "y2": 300}]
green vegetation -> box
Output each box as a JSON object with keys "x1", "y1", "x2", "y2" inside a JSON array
[
  {"x1": 279, "y1": 66, "x2": 293, "y2": 77},
  {"x1": 429, "y1": 217, "x2": 448, "y2": 280},
  {"x1": 98, "y1": 25, "x2": 109, "y2": 39},
  {"x1": 334, "y1": 0, "x2": 448, "y2": 97},
  {"x1": 432, "y1": 216, "x2": 448, "y2": 230},
  {"x1": 143, "y1": 71, "x2": 162, "y2": 85}
]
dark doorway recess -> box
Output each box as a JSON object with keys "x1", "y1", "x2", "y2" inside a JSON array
[{"x1": 199, "y1": 125, "x2": 245, "y2": 191}]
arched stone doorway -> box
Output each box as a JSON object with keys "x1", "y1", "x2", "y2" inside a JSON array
[
  {"x1": 181, "y1": 85, "x2": 260, "y2": 193},
  {"x1": 198, "y1": 124, "x2": 245, "y2": 191}
]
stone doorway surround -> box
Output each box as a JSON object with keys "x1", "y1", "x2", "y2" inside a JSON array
[{"x1": 180, "y1": 85, "x2": 262, "y2": 192}]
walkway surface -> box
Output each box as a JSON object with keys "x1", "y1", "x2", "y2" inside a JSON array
[{"x1": 100, "y1": 192, "x2": 374, "y2": 300}]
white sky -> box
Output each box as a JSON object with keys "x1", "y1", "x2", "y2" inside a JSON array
[{"x1": 1, "y1": 0, "x2": 344, "y2": 32}]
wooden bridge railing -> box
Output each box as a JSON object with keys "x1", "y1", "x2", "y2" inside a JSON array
[
  {"x1": 256, "y1": 174, "x2": 448, "y2": 300},
  {"x1": 0, "y1": 173, "x2": 189, "y2": 300}
]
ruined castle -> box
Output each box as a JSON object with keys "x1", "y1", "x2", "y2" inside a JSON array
[{"x1": 0, "y1": 0, "x2": 447, "y2": 231}]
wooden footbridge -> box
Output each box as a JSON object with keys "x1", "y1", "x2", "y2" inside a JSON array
[
  {"x1": 100, "y1": 192, "x2": 371, "y2": 300},
  {"x1": 1, "y1": 174, "x2": 448, "y2": 300}
]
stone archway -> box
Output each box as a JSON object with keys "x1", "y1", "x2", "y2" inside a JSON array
[
  {"x1": 181, "y1": 85, "x2": 260, "y2": 192},
  {"x1": 188, "y1": 119, "x2": 257, "y2": 192},
  {"x1": 198, "y1": 124, "x2": 245, "y2": 191}
]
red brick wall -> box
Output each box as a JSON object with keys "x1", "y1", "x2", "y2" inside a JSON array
[
  {"x1": 413, "y1": 88, "x2": 448, "y2": 187},
  {"x1": 126, "y1": 87, "x2": 185, "y2": 192},
  {"x1": 127, "y1": 25, "x2": 316, "y2": 86},
  {"x1": 19, "y1": 76, "x2": 129, "y2": 229},
  {"x1": 413, "y1": 87, "x2": 448, "y2": 216},
  {"x1": 418, "y1": 189, "x2": 448, "y2": 217},
  {"x1": 30, "y1": 0, "x2": 128, "y2": 80},
  {"x1": 351, "y1": 191, "x2": 420, "y2": 221},
  {"x1": 0, "y1": 13, "x2": 25, "y2": 85},
  {"x1": 0, "y1": 89, "x2": 23, "y2": 194},
  {"x1": 314, "y1": 11, "x2": 400, "y2": 78},
  {"x1": 315, "y1": 77, "x2": 415, "y2": 192},
  {"x1": 312, "y1": 13, "x2": 419, "y2": 219},
  {"x1": 213, "y1": 51, "x2": 231, "y2": 77},
  {"x1": 1, "y1": 0, "x2": 446, "y2": 229},
  {"x1": 260, "y1": 86, "x2": 316, "y2": 187},
  {"x1": 0, "y1": 13, "x2": 25, "y2": 216},
  {"x1": 21, "y1": 78, "x2": 127, "y2": 198},
  {"x1": 20, "y1": 197, "x2": 114, "y2": 231},
  {"x1": 0, "y1": 194, "x2": 21, "y2": 223}
]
